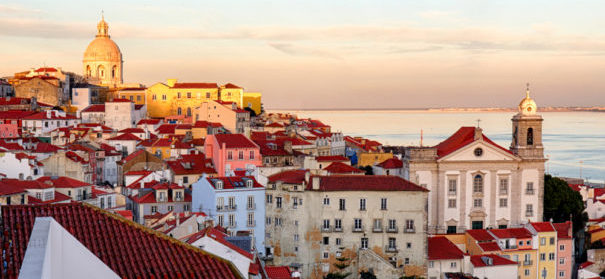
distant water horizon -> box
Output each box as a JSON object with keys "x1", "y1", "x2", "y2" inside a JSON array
[{"x1": 270, "y1": 109, "x2": 605, "y2": 183}]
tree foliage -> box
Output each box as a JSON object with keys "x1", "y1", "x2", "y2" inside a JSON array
[
  {"x1": 324, "y1": 255, "x2": 351, "y2": 279},
  {"x1": 359, "y1": 271, "x2": 377, "y2": 279},
  {"x1": 543, "y1": 174, "x2": 587, "y2": 233}
]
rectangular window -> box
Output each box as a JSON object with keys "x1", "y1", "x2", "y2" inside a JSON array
[
  {"x1": 247, "y1": 196, "x2": 254, "y2": 210},
  {"x1": 361, "y1": 237, "x2": 368, "y2": 249},
  {"x1": 559, "y1": 271, "x2": 564, "y2": 277},
  {"x1": 266, "y1": 217, "x2": 271, "y2": 225},
  {"x1": 499, "y1": 198, "x2": 508, "y2": 207},
  {"x1": 549, "y1": 253, "x2": 555, "y2": 260},
  {"x1": 526, "y1": 204, "x2": 534, "y2": 217},
  {"x1": 526, "y1": 182, "x2": 535, "y2": 195},
  {"x1": 323, "y1": 237, "x2": 329, "y2": 245},
  {"x1": 559, "y1": 258, "x2": 564, "y2": 264},
  {"x1": 448, "y1": 199, "x2": 456, "y2": 208},
  {"x1": 238, "y1": 151, "x2": 244, "y2": 160},
  {"x1": 373, "y1": 219, "x2": 382, "y2": 231},
  {"x1": 388, "y1": 237, "x2": 396, "y2": 249},
  {"x1": 323, "y1": 197, "x2": 330, "y2": 205},
  {"x1": 336, "y1": 238, "x2": 342, "y2": 246},
  {"x1": 559, "y1": 244, "x2": 564, "y2": 251},
  {"x1": 228, "y1": 214, "x2": 235, "y2": 227},
  {"x1": 294, "y1": 234, "x2": 299, "y2": 241},
  {"x1": 247, "y1": 212, "x2": 255, "y2": 227},
  {"x1": 339, "y1": 199, "x2": 345, "y2": 211},
  {"x1": 550, "y1": 237, "x2": 555, "y2": 245},
  {"x1": 448, "y1": 179, "x2": 457, "y2": 195},
  {"x1": 405, "y1": 220, "x2": 415, "y2": 232},
  {"x1": 354, "y1": 219, "x2": 363, "y2": 230},
  {"x1": 177, "y1": 92, "x2": 181, "y2": 98},
  {"x1": 388, "y1": 219, "x2": 397, "y2": 230},
  {"x1": 499, "y1": 178, "x2": 508, "y2": 194},
  {"x1": 276, "y1": 197, "x2": 282, "y2": 208},
  {"x1": 380, "y1": 198, "x2": 387, "y2": 210},
  {"x1": 540, "y1": 237, "x2": 546, "y2": 245},
  {"x1": 323, "y1": 219, "x2": 330, "y2": 230},
  {"x1": 525, "y1": 270, "x2": 530, "y2": 276},
  {"x1": 450, "y1": 262, "x2": 456, "y2": 268},
  {"x1": 228, "y1": 197, "x2": 235, "y2": 209},
  {"x1": 334, "y1": 219, "x2": 342, "y2": 230},
  {"x1": 249, "y1": 150, "x2": 255, "y2": 160},
  {"x1": 151, "y1": 206, "x2": 157, "y2": 213},
  {"x1": 227, "y1": 151, "x2": 233, "y2": 160},
  {"x1": 206, "y1": 92, "x2": 211, "y2": 98},
  {"x1": 218, "y1": 215, "x2": 224, "y2": 227},
  {"x1": 540, "y1": 253, "x2": 545, "y2": 261},
  {"x1": 473, "y1": 198, "x2": 482, "y2": 208},
  {"x1": 266, "y1": 194, "x2": 272, "y2": 204},
  {"x1": 187, "y1": 92, "x2": 191, "y2": 98},
  {"x1": 152, "y1": 94, "x2": 157, "y2": 100},
  {"x1": 162, "y1": 94, "x2": 166, "y2": 100},
  {"x1": 359, "y1": 198, "x2": 366, "y2": 211}
]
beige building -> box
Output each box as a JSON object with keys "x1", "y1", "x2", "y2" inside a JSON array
[
  {"x1": 83, "y1": 15, "x2": 123, "y2": 88},
  {"x1": 265, "y1": 170, "x2": 428, "y2": 279},
  {"x1": 194, "y1": 99, "x2": 250, "y2": 134},
  {"x1": 404, "y1": 90, "x2": 546, "y2": 234}
]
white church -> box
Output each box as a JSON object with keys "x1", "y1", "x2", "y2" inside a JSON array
[{"x1": 404, "y1": 88, "x2": 546, "y2": 234}]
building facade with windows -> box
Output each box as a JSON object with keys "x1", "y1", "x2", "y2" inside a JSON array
[
  {"x1": 204, "y1": 134, "x2": 262, "y2": 176},
  {"x1": 404, "y1": 90, "x2": 546, "y2": 234},
  {"x1": 265, "y1": 170, "x2": 428, "y2": 279},
  {"x1": 191, "y1": 175, "x2": 266, "y2": 256}
]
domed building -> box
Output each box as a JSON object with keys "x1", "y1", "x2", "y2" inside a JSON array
[{"x1": 83, "y1": 15, "x2": 123, "y2": 87}]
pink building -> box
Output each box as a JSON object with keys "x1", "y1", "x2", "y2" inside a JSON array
[
  {"x1": 554, "y1": 221, "x2": 574, "y2": 279},
  {"x1": 204, "y1": 134, "x2": 261, "y2": 176}
]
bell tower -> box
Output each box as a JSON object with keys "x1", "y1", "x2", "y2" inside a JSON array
[{"x1": 510, "y1": 83, "x2": 544, "y2": 159}]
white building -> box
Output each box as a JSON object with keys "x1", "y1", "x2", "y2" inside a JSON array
[
  {"x1": 404, "y1": 90, "x2": 546, "y2": 233},
  {"x1": 22, "y1": 110, "x2": 81, "y2": 138},
  {"x1": 104, "y1": 99, "x2": 146, "y2": 131},
  {"x1": 0, "y1": 152, "x2": 44, "y2": 180}
]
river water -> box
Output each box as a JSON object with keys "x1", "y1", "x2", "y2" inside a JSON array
[{"x1": 277, "y1": 110, "x2": 605, "y2": 183}]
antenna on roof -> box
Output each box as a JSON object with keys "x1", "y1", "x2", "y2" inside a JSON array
[
  {"x1": 420, "y1": 129, "x2": 423, "y2": 147},
  {"x1": 476, "y1": 119, "x2": 481, "y2": 128}
]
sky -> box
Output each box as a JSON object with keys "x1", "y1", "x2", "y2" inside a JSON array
[{"x1": 1, "y1": 0, "x2": 605, "y2": 109}]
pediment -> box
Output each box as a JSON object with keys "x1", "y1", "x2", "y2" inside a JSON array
[{"x1": 438, "y1": 141, "x2": 519, "y2": 162}]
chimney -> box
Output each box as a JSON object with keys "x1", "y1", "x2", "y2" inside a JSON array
[
  {"x1": 176, "y1": 214, "x2": 180, "y2": 226},
  {"x1": 312, "y1": 176, "x2": 320, "y2": 190},
  {"x1": 140, "y1": 181, "x2": 145, "y2": 189},
  {"x1": 304, "y1": 171, "x2": 310, "y2": 183},
  {"x1": 474, "y1": 127, "x2": 483, "y2": 141},
  {"x1": 284, "y1": 140, "x2": 293, "y2": 153}
]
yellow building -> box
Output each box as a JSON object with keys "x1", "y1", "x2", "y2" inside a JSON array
[
  {"x1": 358, "y1": 152, "x2": 393, "y2": 167},
  {"x1": 528, "y1": 222, "x2": 558, "y2": 279},
  {"x1": 145, "y1": 79, "x2": 262, "y2": 119},
  {"x1": 117, "y1": 87, "x2": 147, "y2": 105},
  {"x1": 243, "y1": 92, "x2": 262, "y2": 115}
]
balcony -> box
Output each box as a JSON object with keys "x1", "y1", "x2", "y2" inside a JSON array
[
  {"x1": 372, "y1": 226, "x2": 383, "y2": 233},
  {"x1": 217, "y1": 205, "x2": 237, "y2": 212},
  {"x1": 384, "y1": 245, "x2": 398, "y2": 253},
  {"x1": 526, "y1": 189, "x2": 535, "y2": 195},
  {"x1": 504, "y1": 245, "x2": 518, "y2": 250},
  {"x1": 523, "y1": 260, "x2": 533, "y2": 266},
  {"x1": 352, "y1": 225, "x2": 365, "y2": 233},
  {"x1": 321, "y1": 226, "x2": 332, "y2": 233},
  {"x1": 386, "y1": 227, "x2": 399, "y2": 233},
  {"x1": 333, "y1": 226, "x2": 343, "y2": 232},
  {"x1": 404, "y1": 227, "x2": 416, "y2": 233}
]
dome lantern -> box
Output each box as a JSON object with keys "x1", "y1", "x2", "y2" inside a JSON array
[{"x1": 518, "y1": 83, "x2": 537, "y2": 115}]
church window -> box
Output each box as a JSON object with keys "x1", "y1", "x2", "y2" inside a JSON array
[
  {"x1": 474, "y1": 147, "x2": 483, "y2": 157},
  {"x1": 177, "y1": 107, "x2": 182, "y2": 115},
  {"x1": 473, "y1": 174, "x2": 483, "y2": 193},
  {"x1": 499, "y1": 198, "x2": 507, "y2": 207},
  {"x1": 448, "y1": 179, "x2": 457, "y2": 195},
  {"x1": 513, "y1": 127, "x2": 518, "y2": 146},
  {"x1": 473, "y1": 198, "x2": 482, "y2": 208},
  {"x1": 499, "y1": 178, "x2": 508, "y2": 195},
  {"x1": 86, "y1": 65, "x2": 91, "y2": 77},
  {"x1": 526, "y1": 182, "x2": 534, "y2": 195},
  {"x1": 448, "y1": 199, "x2": 456, "y2": 208},
  {"x1": 112, "y1": 66, "x2": 116, "y2": 78},
  {"x1": 527, "y1": 128, "x2": 534, "y2": 145}
]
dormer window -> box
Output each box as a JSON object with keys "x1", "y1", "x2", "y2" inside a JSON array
[
  {"x1": 215, "y1": 180, "x2": 223, "y2": 189},
  {"x1": 174, "y1": 191, "x2": 183, "y2": 201},
  {"x1": 246, "y1": 179, "x2": 253, "y2": 188}
]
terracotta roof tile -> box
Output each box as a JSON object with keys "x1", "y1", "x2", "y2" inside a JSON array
[
  {"x1": 428, "y1": 236, "x2": 465, "y2": 260},
  {"x1": 470, "y1": 254, "x2": 517, "y2": 267},
  {"x1": 268, "y1": 170, "x2": 307, "y2": 184},
  {"x1": 324, "y1": 162, "x2": 364, "y2": 173},
  {"x1": 489, "y1": 228, "x2": 533, "y2": 239},
  {"x1": 172, "y1": 82, "x2": 218, "y2": 89},
  {"x1": 265, "y1": 266, "x2": 293, "y2": 279},
  {"x1": 306, "y1": 175, "x2": 428, "y2": 192},
  {"x1": 435, "y1": 127, "x2": 513, "y2": 159},
  {"x1": 214, "y1": 134, "x2": 258, "y2": 149},
  {"x1": 466, "y1": 229, "x2": 494, "y2": 242},
  {"x1": 377, "y1": 158, "x2": 403, "y2": 169}
]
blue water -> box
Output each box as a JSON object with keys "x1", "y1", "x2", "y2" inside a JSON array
[{"x1": 278, "y1": 110, "x2": 605, "y2": 182}]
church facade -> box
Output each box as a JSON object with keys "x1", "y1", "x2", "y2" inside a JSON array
[
  {"x1": 404, "y1": 89, "x2": 546, "y2": 234},
  {"x1": 83, "y1": 15, "x2": 123, "y2": 88}
]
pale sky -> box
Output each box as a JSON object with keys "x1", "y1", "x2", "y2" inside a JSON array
[{"x1": 1, "y1": 1, "x2": 605, "y2": 109}]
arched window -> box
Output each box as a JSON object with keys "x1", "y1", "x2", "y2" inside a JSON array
[
  {"x1": 187, "y1": 107, "x2": 192, "y2": 116},
  {"x1": 97, "y1": 65, "x2": 105, "y2": 78},
  {"x1": 527, "y1": 128, "x2": 534, "y2": 145},
  {"x1": 177, "y1": 107, "x2": 182, "y2": 115},
  {"x1": 473, "y1": 174, "x2": 483, "y2": 193},
  {"x1": 86, "y1": 65, "x2": 91, "y2": 77},
  {"x1": 112, "y1": 66, "x2": 117, "y2": 78}
]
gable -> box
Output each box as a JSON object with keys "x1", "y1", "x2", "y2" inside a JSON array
[{"x1": 439, "y1": 141, "x2": 519, "y2": 162}]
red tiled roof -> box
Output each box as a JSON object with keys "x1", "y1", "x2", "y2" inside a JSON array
[
  {"x1": 130, "y1": 191, "x2": 192, "y2": 204},
  {"x1": 22, "y1": 111, "x2": 78, "y2": 120},
  {"x1": 206, "y1": 176, "x2": 264, "y2": 190},
  {"x1": 268, "y1": 170, "x2": 307, "y2": 184},
  {"x1": 553, "y1": 222, "x2": 573, "y2": 239},
  {"x1": 377, "y1": 158, "x2": 403, "y2": 169},
  {"x1": 119, "y1": 128, "x2": 145, "y2": 134},
  {"x1": 120, "y1": 149, "x2": 145, "y2": 164},
  {"x1": 108, "y1": 98, "x2": 132, "y2": 103},
  {"x1": 65, "y1": 151, "x2": 88, "y2": 164},
  {"x1": 568, "y1": 184, "x2": 583, "y2": 192},
  {"x1": 470, "y1": 254, "x2": 517, "y2": 267},
  {"x1": 0, "y1": 180, "x2": 28, "y2": 196},
  {"x1": 36, "y1": 176, "x2": 89, "y2": 188},
  {"x1": 167, "y1": 154, "x2": 216, "y2": 175},
  {"x1": 184, "y1": 226, "x2": 253, "y2": 260},
  {"x1": 478, "y1": 242, "x2": 501, "y2": 252},
  {"x1": 265, "y1": 266, "x2": 293, "y2": 279},
  {"x1": 435, "y1": 127, "x2": 513, "y2": 159},
  {"x1": 0, "y1": 179, "x2": 51, "y2": 190},
  {"x1": 138, "y1": 119, "x2": 161, "y2": 125},
  {"x1": 107, "y1": 133, "x2": 142, "y2": 141},
  {"x1": 214, "y1": 134, "x2": 258, "y2": 149},
  {"x1": 1, "y1": 203, "x2": 240, "y2": 278},
  {"x1": 157, "y1": 124, "x2": 177, "y2": 134},
  {"x1": 579, "y1": 261, "x2": 594, "y2": 269},
  {"x1": 81, "y1": 104, "x2": 105, "y2": 113},
  {"x1": 31, "y1": 142, "x2": 62, "y2": 153},
  {"x1": 27, "y1": 191, "x2": 71, "y2": 204},
  {"x1": 316, "y1": 155, "x2": 349, "y2": 162},
  {"x1": 530, "y1": 222, "x2": 555, "y2": 232},
  {"x1": 223, "y1": 83, "x2": 242, "y2": 89},
  {"x1": 466, "y1": 229, "x2": 495, "y2": 242},
  {"x1": 34, "y1": 67, "x2": 58, "y2": 72},
  {"x1": 0, "y1": 140, "x2": 24, "y2": 151},
  {"x1": 265, "y1": 122, "x2": 284, "y2": 128},
  {"x1": 172, "y1": 82, "x2": 218, "y2": 89},
  {"x1": 324, "y1": 162, "x2": 364, "y2": 173},
  {"x1": 115, "y1": 210, "x2": 133, "y2": 220},
  {"x1": 490, "y1": 228, "x2": 532, "y2": 239},
  {"x1": 306, "y1": 175, "x2": 428, "y2": 192},
  {"x1": 0, "y1": 110, "x2": 36, "y2": 119},
  {"x1": 428, "y1": 236, "x2": 464, "y2": 260}
]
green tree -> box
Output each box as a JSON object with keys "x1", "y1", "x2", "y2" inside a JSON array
[
  {"x1": 359, "y1": 271, "x2": 377, "y2": 279},
  {"x1": 324, "y1": 254, "x2": 351, "y2": 279},
  {"x1": 543, "y1": 174, "x2": 587, "y2": 233}
]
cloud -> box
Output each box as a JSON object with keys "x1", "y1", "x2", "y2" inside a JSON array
[{"x1": 0, "y1": 4, "x2": 41, "y2": 15}]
